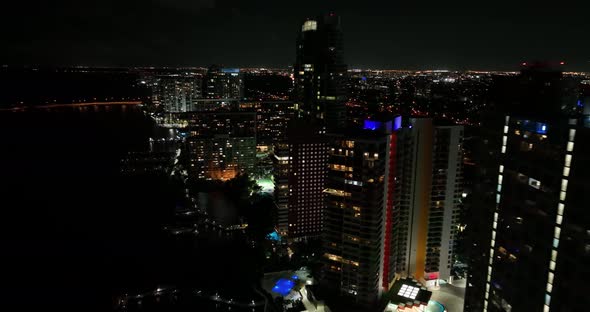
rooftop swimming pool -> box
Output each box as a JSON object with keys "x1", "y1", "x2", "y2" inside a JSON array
[{"x1": 272, "y1": 278, "x2": 295, "y2": 296}]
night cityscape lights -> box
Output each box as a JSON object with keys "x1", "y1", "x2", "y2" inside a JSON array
[{"x1": 1, "y1": 3, "x2": 589, "y2": 312}]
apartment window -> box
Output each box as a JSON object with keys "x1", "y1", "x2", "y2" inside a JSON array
[
  {"x1": 561, "y1": 179, "x2": 568, "y2": 192},
  {"x1": 565, "y1": 155, "x2": 572, "y2": 167},
  {"x1": 569, "y1": 129, "x2": 576, "y2": 141},
  {"x1": 557, "y1": 203, "x2": 564, "y2": 215},
  {"x1": 528, "y1": 178, "x2": 541, "y2": 189}
]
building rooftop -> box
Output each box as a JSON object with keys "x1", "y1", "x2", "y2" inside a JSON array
[{"x1": 388, "y1": 278, "x2": 432, "y2": 308}]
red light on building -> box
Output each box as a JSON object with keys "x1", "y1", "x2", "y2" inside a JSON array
[
  {"x1": 559, "y1": 61, "x2": 565, "y2": 65},
  {"x1": 521, "y1": 62, "x2": 527, "y2": 66}
]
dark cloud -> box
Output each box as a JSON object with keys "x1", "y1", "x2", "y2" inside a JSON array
[{"x1": 2, "y1": 0, "x2": 589, "y2": 70}]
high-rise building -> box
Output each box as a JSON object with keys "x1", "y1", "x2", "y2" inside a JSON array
[
  {"x1": 204, "y1": 65, "x2": 244, "y2": 100},
  {"x1": 274, "y1": 13, "x2": 348, "y2": 238},
  {"x1": 390, "y1": 118, "x2": 463, "y2": 286},
  {"x1": 183, "y1": 111, "x2": 256, "y2": 181},
  {"x1": 465, "y1": 63, "x2": 589, "y2": 312},
  {"x1": 322, "y1": 119, "x2": 399, "y2": 307},
  {"x1": 240, "y1": 101, "x2": 295, "y2": 148},
  {"x1": 294, "y1": 13, "x2": 347, "y2": 131},
  {"x1": 319, "y1": 116, "x2": 463, "y2": 308},
  {"x1": 153, "y1": 75, "x2": 202, "y2": 112},
  {"x1": 273, "y1": 120, "x2": 329, "y2": 238}
]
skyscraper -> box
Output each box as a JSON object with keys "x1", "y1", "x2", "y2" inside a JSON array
[
  {"x1": 466, "y1": 63, "x2": 589, "y2": 312},
  {"x1": 390, "y1": 118, "x2": 463, "y2": 286},
  {"x1": 273, "y1": 120, "x2": 329, "y2": 238},
  {"x1": 320, "y1": 116, "x2": 463, "y2": 308},
  {"x1": 204, "y1": 65, "x2": 244, "y2": 100},
  {"x1": 153, "y1": 75, "x2": 202, "y2": 113},
  {"x1": 184, "y1": 111, "x2": 257, "y2": 181},
  {"x1": 275, "y1": 13, "x2": 348, "y2": 238},
  {"x1": 294, "y1": 13, "x2": 347, "y2": 131},
  {"x1": 323, "y1": 123, "x2": 394, "y2": 306}
]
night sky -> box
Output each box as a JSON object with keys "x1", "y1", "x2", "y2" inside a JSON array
[{"x1": 3, "y1": 0, "x2": 589, "y2": 70}]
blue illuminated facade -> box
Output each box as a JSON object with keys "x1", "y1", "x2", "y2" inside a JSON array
[
  {"x1": 363, "y1": 116, "x2": 402, "y2": 132},
  {"x1": 363, "y1": 120, "x2": 382, "y2": 131},
  {"x1": 221, "y1": 68, "x2": 240, "y2": 73},
  {"x1": 519, "y1": 119, "x2": 548, "y2": 134}
]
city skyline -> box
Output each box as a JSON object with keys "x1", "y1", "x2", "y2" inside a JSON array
[
  {"x1": 3, "y1": 0, "x2": 589, "y2": 71},
  {"x1": 1, "y1": 3, "x2": 589, "y2": 312}
]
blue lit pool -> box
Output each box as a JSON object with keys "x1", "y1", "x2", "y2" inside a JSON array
[
  {"x1": 425, "y1": 300, "x2": 446, "y2": 312},
  {"x1": 272, "y1": 278, "x2": 295, "y2": 296}
]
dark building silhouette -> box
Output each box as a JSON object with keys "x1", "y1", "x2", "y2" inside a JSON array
[
  {"x1": 464, "y1": 63, "x2": 590, "y2": 312},
  {"x1": 293, "y1": 13, "x2": 347, "y2": 131}
]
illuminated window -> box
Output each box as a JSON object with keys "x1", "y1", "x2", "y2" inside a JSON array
[
  {"x1": 567, "y1": 142, "x2": 574, "y2": 152},
  {"x1": 563, "y1": 167, "x2": 570, "y2": 177},
  {"x1": 569, "y1": 129, "x2": 576, "y2": 141},
  {"x1": 499, "y1": 165, "x2": 504, "y2": 173},
  {"x1": 561, "y1": 179, "x2": 568, "y2": 192},
  {"x1": 520, "y1": 141, "x2": 533, "y2": 151},
  {"x1": 528, "y1": 178, "x2": 541, "y2": 189},
  {"x1": 557, "y1": 203, "x2": 564, "y2": 215},
  {"x1": 302, "y1": 20, "x2": 317, "y2": 32},
  {"x1": 549, "y1": 260, "x2": 556, "y2": 271},
  {"x1": 560, "y1": 191, "x2": 566, "y2": 201},
  {"x1": 565, "y1": 155, "x2": 572, "y2": 167}
]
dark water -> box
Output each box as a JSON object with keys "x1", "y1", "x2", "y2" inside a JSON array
[
  {"x1": 198, "y1": 191, "x2": 239, "y2": 227},
  {"x1": 0, "y1": 67, "x2": 150, "y2": 108},
  {"x1": 0, "y1": 105, "x2": 265, "y2": 311},
  {"x1": 0, "y1": 106, "x2": 177, "y2": 311}
]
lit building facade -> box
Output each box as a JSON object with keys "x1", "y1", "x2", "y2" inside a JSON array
[
  {"x1": 240, "y1": 101, "x2": 295, "y2": 148},
  {"x1": 153, "y1": 75, "x2": 202, "y2": 113},
  {"x1": 273, "y1": 121, "x2": 329, "y2": 238},
  {"x1": 323, "y1": 119, "x2": 399, "y2": 306},
  {"x1": 204, "y1": 65, "x2": 244, "y2": 100},
  {"x1": 320, "y1": 116, "x2": 462, "y2": 307},
  {"x1": 183, "y1": 112, "x2": 256, "y2": 181},
  {"x1": 388, "y1": 118, "x2": 463, "y2": 285},
  {"x1": 188, "y1": 135, "x2": 256, "y2": 181}
]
